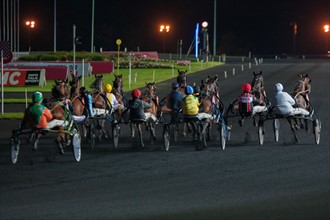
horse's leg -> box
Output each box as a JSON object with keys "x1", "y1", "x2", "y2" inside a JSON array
[
  {"x1": 66, "y1": 133, "x2": 71, "y2": 146},
  {"x1": 183, "y1": 123, "x2": 187, "y2": 138},
  {"x1": 207, "y1": 122, "x2": 211, "y2": 141},
  {"x1": 304, "y1": 118, "x2": 309, "y2": 132},
  {"x1": 101, "y1": 119, "x2": 109, "y2": 139},
  {"x1": 32, "y1": 132, "x2": 42, "y2": 151},
  {"x1": 192, "y1": 122, "x2": 198, "y2": 141},
  {"x1": 137, "y1": 123, "x2": 144, "y2": 148},
  {"x1": 253, "y1": 116, "x2": 257, "y2": 127},
  {"x1": 150, "y1": 122, "x2": 157, "y2": 144},
  {"x1": 131, "y1": 123, "x2": 135, "y2": 138},
  {"x1": 56, "y1": 128, "x2": 65, "y2": 154},
  {"x1": 287, "y1": 118, "x2": 299, "y2": 143}
]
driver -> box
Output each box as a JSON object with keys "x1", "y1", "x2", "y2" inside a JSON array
[
  {"x1": 181, "y1": 85, "x2": 212, "y2": 120},
  {"x1": 273, "y1": 83, "x2": 309, "y2": 116}
]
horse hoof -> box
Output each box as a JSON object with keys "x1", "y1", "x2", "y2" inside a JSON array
[
  {"x1": 58, "y1": 143, "x2": 65, "y2": 154},
  {"x1": 59, "y1": 148, "x2": 64, "y2": 155},
  {"x1": 66, "y1": 140, "x2": 71, "y2": 146},
  {"x1": 239, "y1": 119, "x2": 244, "y2": 127},
  {"x1": 32, "y1": 144, "x2": 38, "y2": 152}
]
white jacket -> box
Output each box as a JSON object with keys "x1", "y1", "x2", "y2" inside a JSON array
[{"x1": 273, "y1": 83, "x2": 295, "y2": 115}]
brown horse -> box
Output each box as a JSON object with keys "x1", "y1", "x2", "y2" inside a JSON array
[
  {"x1": 42, "y1": 79, "x2": 71, "y2": 154},
  {"x1": 251, "y1": 71, "x2": 267, "y2": 103},
  {"x1": 177, "y1": 69, "x2": 187, "y2": 94},
  {"x1": 90, "y1": 74, "x2": 110, "y2": 140},
  {"x1": 177, "y1": 69, "x2": 187, "y2": 86},
  {"x1": 250, "y1": 71, "x2": 268, "y2": 125},
  {"x1": 91, "y1": 74, "x2": 107, "y2": 109},
  {"x1": 199, "y1": 75, "x2": 220, "y2": 140},
  {"x1": 292, "y1": 74, "x2": 311, "y2": 110},
  {"x1": 69, "y1": 75, "x2": 90, "y2": 138},
  {"x1": 112, "y1": 74, "x2": 126, "y2": 120},
  {"x1": 69, "y1": 74, "x2": 81, "y2": 99},
  {"x1": 290, "y1": 74, "x2": 312, "y2": 134}
]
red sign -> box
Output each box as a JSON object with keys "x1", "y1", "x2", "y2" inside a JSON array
[{"x1": 1, "y1": 69, "x2": 46, "y2": 86}]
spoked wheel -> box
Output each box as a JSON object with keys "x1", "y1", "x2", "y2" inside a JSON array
[
  {"x1": 258, "y1": 121, "x2": 265, "y2": 145},
  {"x1": 313, "y1": 119, "x2": 321, "y2": 145},
  {"x1": 219, "y1": 121, "x2": 226, "y2": 150},
  {"x1": 163, "y1": 124, "x2": 170, "y2": 151},
  {"x1": 273, "y1": 119, "x2": 280, "y2": 142},
  {"x1": 71, "y1": 128, "x2": 81, "y2": 162},
  {"x1": 112, "y1": 123, "x2": 120, "y2": 149},
  {"x1": 10, "y1": 136, "x2": 20, "y2": 164},
  {"x1": 226, "y1": 119, "x2": 232, "y2": 142},
  {"x1": 89, "y1": 123, "x2": 96, "y2": 150}
]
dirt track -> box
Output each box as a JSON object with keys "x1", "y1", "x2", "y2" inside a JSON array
[{"x1": 0, "y1": 59, "x2": 329, "y2": 220}]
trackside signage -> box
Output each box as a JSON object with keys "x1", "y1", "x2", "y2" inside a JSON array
[{"x1": 0, "y1": 69, "x2": 46, "y2": 86}]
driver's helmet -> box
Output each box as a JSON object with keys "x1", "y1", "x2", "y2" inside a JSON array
[
  {"x1": 79, "y1": 87, "x2": 88, "y2": 96},
  {"x1": 193, "y1": 85, "x2": 200, "y2": 95},
  {"x1": 171, "y1": 82, "x2": 179, "y2": 90},
  {"x1": 131, "y1": 89, "x2": 141, "y2": 98},
  {"x1": 242, "y1": 83, "x2": 252, "y2": 93},
  {"x1": 104, "y1": 84, "x2": 112, "y2": 93},
  {"x1": 185, "y1": 85, "x2": 194, "y2": 95},
  {"x1": 32, "y1": 91, "x2": 43, "y2": 103}
]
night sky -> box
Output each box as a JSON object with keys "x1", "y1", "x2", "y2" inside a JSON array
[{"x1": 5, "y1": 0, "x2": 330, "y2": 55}]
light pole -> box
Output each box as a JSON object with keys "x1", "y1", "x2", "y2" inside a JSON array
[
  {"x1": 25, "y1": 20, "x2": 36, "y2": 53},
  {"x1": 290, "y1": 21, "x2": 297, "y2": 54},
  {"x1": 202, "y1": 21, "x2": 209, "y2": 62},
  {"x1": 324, "y1": 24, "x2": 329, "y2": 53},
  {"x1": 159, "y1": 24, "x2": 170, "y2": 53}
]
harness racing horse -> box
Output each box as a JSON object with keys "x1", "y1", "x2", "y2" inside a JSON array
[
  {"x1": 112, "y1": 74, "x2": 126, "y2": 120},
  {"x1": 292, "y1": 74, "x2": 311, "y2": 111},
  {"x1": 199, "y1": 75, "x2": 221, "y2": 140},
  {"x1": 42, "y1": 79, "x2": 71, "y2": 154},
  {"x1": 250, "y1": 71, "x2": 268, "y2": 126},
  {"x1": 90, "y1": 74, "x2": 110, "y2": 140},
  {"x1": 69, "y1": 75, "x2": 90, "y2": 138},
  {"x1": 131, "y1": 82, "x2": 159, "y2": 147},
  {"x1": 177, "y1": 69, "x2": 187, "y2": 94},
  {"x1": 251, "y1": 71, "x2": 267, "y2": 103},
  {"x1": 290, "y1": 74, "x2": 312, "y2": 132},
  {"x1": 69, "y1": 75, "x2": 84, "y2": 116}
]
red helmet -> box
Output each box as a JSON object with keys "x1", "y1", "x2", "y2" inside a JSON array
[
  {"x1": 131, "y1": 89, "x2": 141, "y2": 98},
  {"x1": 242, "y1": 83, "x2": 251, "y2": 93}
]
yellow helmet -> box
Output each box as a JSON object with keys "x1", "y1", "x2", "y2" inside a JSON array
[{"x1": 104, "y1": 84, "x2": 112, "y2": 93}]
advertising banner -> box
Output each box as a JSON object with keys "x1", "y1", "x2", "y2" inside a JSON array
[
  {"x1": 6, "y1": 61, "x2": 92, "y2": 77},
  {"x1": 0, "y1": 69, "x2": 46, "y2": 86}
]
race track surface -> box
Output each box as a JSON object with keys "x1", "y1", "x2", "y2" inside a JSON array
[{"x1": 0, "y1": 58, "x2": 329, "y2": 220}]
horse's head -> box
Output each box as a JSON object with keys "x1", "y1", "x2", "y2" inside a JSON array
[
  {"x1": 69, "y1": 75, "x2": 81, "y2": 97},
  {"x1": 251, "y1": 71, "x2": 264, "y2": 99},
  {"x1": 202, "y1": 75, "x2": 218, "y2": 97},
  {"x1": 299, "y1": 74, "x2": 311, "y2": 84},
  {"x1": 52, "y1": 79, "x2": 70, "y2": 100},
  {"x1": 91, "y1": 74, "x2": 104, "y2": 93},
  {"x1": 293, "y1": 74, "x2": 311, "y2": 96},
  {"x1": 177, "y1": 69, "x2": 187, "y2": 87},
  {"x1": 113, "y1": 74, "x2": 124, "y2": 94},
  {"x1": 144, "y1": 82, "x2": 157, "y2": 96}
]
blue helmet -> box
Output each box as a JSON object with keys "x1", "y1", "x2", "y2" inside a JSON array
[
  {"x1": 171, "y1": 82, "x2": 179, "y2": 89},
  {"x1": 185, "y1": 85, "x2": 194, "y2": 95}
]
